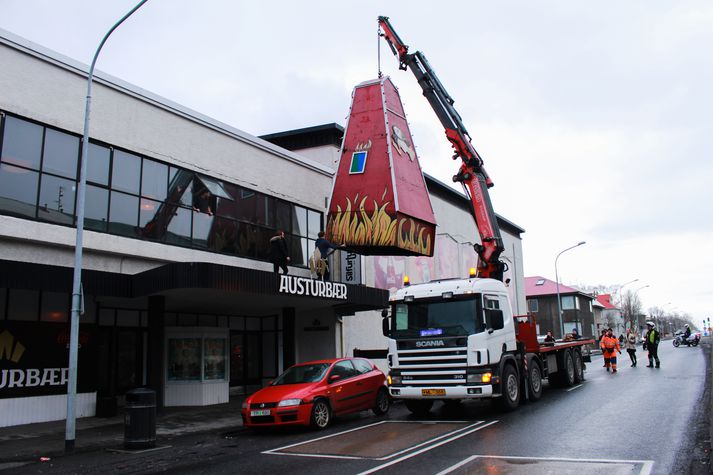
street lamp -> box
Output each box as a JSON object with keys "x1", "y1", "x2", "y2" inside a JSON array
[
  {"x1": 66, "y1": 0, "x2": 150, "y2": 454},
  {"x1": 555, "y1": 241, "x2": 586, "y2": 338}
]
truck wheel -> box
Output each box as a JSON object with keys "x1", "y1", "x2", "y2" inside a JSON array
[
  {"x1": 561, "y1": 349, "x2": 576, "y2": 387},
  {"x1": 527, "y1": 359, "x2": 543, "y2": 402},
  {"x1": 310, "y1": 399, "x2": 331, "y2": 430},
  {"x1": 373, "y1": 388, "x2": 390, "y2": 416},
  {"x1": 405, "y1": 400, "x2": 433, "y2": 417},
  {"x1": 573, "y1": 350, "x2": 584, "y2": 384},
  {"x1": 496, "y1": 364, "x2": 520, "y2": 412}
]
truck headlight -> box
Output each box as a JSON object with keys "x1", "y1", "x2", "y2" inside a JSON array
[
  {"x1": 388, "y1": 375, "x2": 402, "y2": 385},
  {"x1": 466, "y1": 372, "x2": 492, "y2": 384}
]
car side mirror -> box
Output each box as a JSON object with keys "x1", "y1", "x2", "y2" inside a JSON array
[
  {"x1": 329, "y1": 374, "x2": 342, "y2": 383},
  {"x1": 382, "y1": 317, "x2": 390, "y2": 337}
]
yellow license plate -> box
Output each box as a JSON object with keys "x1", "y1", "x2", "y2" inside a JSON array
[{"x1": 421, "y1": 388, "x2": 446, "y2": 396}]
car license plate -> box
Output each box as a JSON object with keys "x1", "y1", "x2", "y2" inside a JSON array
[
  {"x1": 421, "y1": 388, "x2": 446, "y2": 396},
  {"x1": 250, "y1": 409, "x2": 271, "y2": 416}
]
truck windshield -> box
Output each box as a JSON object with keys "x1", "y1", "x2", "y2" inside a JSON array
[{"x1": 391, "y1": 296, "x2": 482, "y2": 338}]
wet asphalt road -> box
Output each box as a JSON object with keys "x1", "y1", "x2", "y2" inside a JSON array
[{"x1": 7, "y1": 341, "x2": 709, "y2": 475}]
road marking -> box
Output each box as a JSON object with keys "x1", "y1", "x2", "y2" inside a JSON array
[
  {"x1": 436, "y1": 455, "x2": 654, "y2": 475},
  {"x1": 264, "y1": 420, "x2": 484, "y2": 461},
  {"x1": 356, "y1": 420, "x2": 498, "y2": 474},
  {"x1": 566, "y1": 383, "x2": 585, "y2": 392}
]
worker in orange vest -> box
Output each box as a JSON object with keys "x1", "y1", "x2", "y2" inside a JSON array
[{"x1": 600, "y1": 328, "x2": 622, "y2": 373}]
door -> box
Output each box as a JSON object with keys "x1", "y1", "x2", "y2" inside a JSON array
[
  {"x1": 327, "y1": 360, "x2": 361, "y2": 414},
  {"x1": 230, "y1": 331, "x2": 262, "y2": 392}
]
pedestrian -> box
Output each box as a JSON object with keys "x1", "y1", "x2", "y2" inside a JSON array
[
  {"x1": 268, "y1": 230, "x2": 290, "y2": 274},
  {"x1": 600, "y1": 328, "x2": 622, "y2": 373},
  {"x1": 599, "y1": 329, "x2": 608, "y2": 366},
  {"x1": 544, "y1": 330, "x2": 556, "y2": 344},
  {"x1": 625, "y1": 328, "x2": 638, "y2": 367},
  {"x1": 571, "y1": 327, "x2": 580, "y2": 340},
  {"x1": 314, "y1": 231, "x2": 345, "y2": 281},
  {"x1": 643, "y1": 321, "x2": 661, "y2": 368}
]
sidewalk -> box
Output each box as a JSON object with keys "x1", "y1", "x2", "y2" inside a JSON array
[{"x1": 0, "y1": 395, "x2": 245, "y2": 464}]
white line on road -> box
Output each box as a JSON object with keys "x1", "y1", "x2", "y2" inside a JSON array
[
  {"x1": 566, "y1": 383, "x2": 584, "y2": 392},
  {"x1": 436, "y1": 455, "x2": 655, "y2": 475},
  {"x1": 356, "y1": 420, "x2": 499, "y2": 475}
]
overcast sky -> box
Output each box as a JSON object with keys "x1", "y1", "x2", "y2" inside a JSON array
[{"x1": 2, "y1": 1, "x2": 711, "y2": 325}]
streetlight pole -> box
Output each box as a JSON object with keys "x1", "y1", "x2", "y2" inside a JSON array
[
  {"x1": 555, "y1": 241, "x2": 586, "y2": 338},
  {"x1": 66, "y1": 0, "x2": 150, "y2": 454}
]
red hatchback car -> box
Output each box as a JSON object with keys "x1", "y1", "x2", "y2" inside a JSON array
[{"x1": 241, "y1": 357, "x2": 389, "y2": 429}]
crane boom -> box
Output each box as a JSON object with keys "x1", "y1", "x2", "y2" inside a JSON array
[{"x1": 378, "y1": 16, "x2": 505, "y2": 281}]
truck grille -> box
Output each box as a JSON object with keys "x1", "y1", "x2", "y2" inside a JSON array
[{"x1": 397, "y1": 346, "x2": 468, "y2": 386}]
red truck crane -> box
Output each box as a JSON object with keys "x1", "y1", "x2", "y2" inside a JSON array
[{"x1": 377, "y1": 16, "x2": 594, "y2": 413}]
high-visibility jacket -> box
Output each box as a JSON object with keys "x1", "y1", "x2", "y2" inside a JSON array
[{"x1": 600, "y1": 335, "x2": 620, "y2": 355}]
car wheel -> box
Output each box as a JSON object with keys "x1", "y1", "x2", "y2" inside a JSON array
[
  {"x1": 310, "y1": 399, "x2": 331, "y2": 430},
  {"x1": 404, "y1": 399, "x2": 433, "y2": 417},
  {"x1": 373, "y1": 388, "x2": 390, "y2": 416}
]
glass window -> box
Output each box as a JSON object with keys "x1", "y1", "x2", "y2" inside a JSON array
[
  {"x1": 204, "y1": 338, "x2": 226, "y2": 380},
  {"x1": 139, "y1": 198, "x2": 162, "y2": 233},
  {"x1": 167, "y1": 338, "x2": 201, "y2": 381},
  {"x1": 275, "y1": 201, "x2": 291, "y2": 233},
  {"x1": 177, "y1": 313, "x2": 197, "y2": 326},
  {"x1": 141, "y1": 159, "x2": 168, "y2": 201},
  {"x1": 294, "y1": 206, "x2": 307, "y2": 237},
  {"x1": 0, "y1": 288, "x2": 5, "y2": 320},
  {"x1": 84, "y1": 185, "x2": 109, "y2": 232},
  {"x1": 329, "y1": 360, "x2": 359, "y2": 380},
  {"x1": 7, "y1": 289, "x2": 39, "y2": 321},
  {"x1": 37, "y1": 174, "x2": 76, "y2": 224},
  {"x1": 229, "y1": 316, "x2": 245, "y2": 330},
  {"x1": 42, "y1": 128, "x2": 79, "y2": 178},
  {"x1": 198, "y1": 314, "x2": 217, "y2": 326},
  {"x1": 262, "y1": 316, "x2": 276, "y2": 331},
  {"x1": 289, "y1": 236, "x2": 307, "y2": 267},
  {"x1": 0, "y1": 163, "x2": 39, "y2": 218},
  {"x1": 167, "y1": 169, "x2": 194, "y2": 206},
  {"x1": 307, "y1": 210, "x2": 321, "y2": 239},
  {"x1": 192, "y1": 212, "x2": 214, "y2": 248},
  {"x1": 528, "y1": 299, "x2": 539, "y2": 313},
  {"x1": 87, "y1": 143, "x2": 110, "y2": 185},
  {"x1": 117, "y1": 309, "x2": 140, "y2": 327},
  {"x1": 246, "y1": 317, "x2": 260, "y2": 331},
  {"x1": 111, "y1": 149, "x2": 141, "y2": 194},
  {"x1": 195, "y1": 175, "x2": 231, "y2": 199},
  {"x1": 109, "y1": 191, "x2": 139, "y2": 236},
  {"x1": 353, "y1": 358, "x2": 374, "y2": 374},
  {"x1": 253, "y1": 225, "x2": 272, "y2": 260},
  {"x1": 392, "y1": 297, "x2": 481, "y2": 337},
  {"x1": 1, "y1": 116, "x2": 43, "y2": 170},
  {"x1": 262, "y1": 332, "x2": 276, "y2": 378},
  {"x1": 561, "y1": 296, "x2": 575, "y2": 310},
  {"x1": 165, "y1": 206, "x2": 193, "y2": 246},
  {"x1": 40, "y1": 291, "x2": 69, "y2": 322},
  {"x1": 98, "y1": 308, "x2": 115, "y2": 326},
  {"x1": 237, "y1": 223, "x2": 259, "y2": 258},
  {"x1": 208, "y1": 217, "x2": 238, "y2": 254}
]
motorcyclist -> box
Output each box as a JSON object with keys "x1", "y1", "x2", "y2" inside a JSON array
[
  {"x1": 683, "y1": 324, "x2": 692, "y2": 341},
  {"x1": 643, "y1": 321, "x2": 661, "y2": 368}
]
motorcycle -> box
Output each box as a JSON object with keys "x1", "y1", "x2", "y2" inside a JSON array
[{"x1": 673, "y1": 331, "x2": 700, "y2": 347}]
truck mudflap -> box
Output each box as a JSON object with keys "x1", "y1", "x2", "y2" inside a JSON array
[{"x1": 389, "y1": 385, "x2": 494, "y2": 399}]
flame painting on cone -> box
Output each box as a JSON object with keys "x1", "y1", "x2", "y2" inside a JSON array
[{"x1": 327, "y1": 77, "x2": 436, "y2": 256}]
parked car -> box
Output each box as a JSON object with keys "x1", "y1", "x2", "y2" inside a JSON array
[{"x1": 240, "y1": 357, "x2": 389, "y2": 430}]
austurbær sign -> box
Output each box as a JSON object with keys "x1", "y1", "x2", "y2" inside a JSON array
[{"x1": 278, "y1": 275, "x2": 347, "y2": 300}]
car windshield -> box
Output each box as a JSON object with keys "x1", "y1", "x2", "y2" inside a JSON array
[
  {"x1": 271, "y1": 363, "x2": 330, "y2": 385},
  {"x1": 390, "y1": 296, "x2": 483, "y2": 338}
]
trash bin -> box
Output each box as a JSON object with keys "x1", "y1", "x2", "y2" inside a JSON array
[{"x1": 124, "y1": 388, "x2": 156, "y2": 449}]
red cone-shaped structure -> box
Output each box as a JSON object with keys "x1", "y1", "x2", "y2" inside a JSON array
[{"x1": 327, "y1": 77, "x2": 436, "y2": 256}]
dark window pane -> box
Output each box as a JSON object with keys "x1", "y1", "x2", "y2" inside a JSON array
[
  {"x1": 109, "y1": 191, "x2": 139, "y2": 236},
  {"x1": 168, "y1": 169, "x2": 194, "y2": 206},
  {"x1": 87, "y1": 143, "x2": 110, "y2": 185},
  {"x1": 0, "y1": 163, "x2": 38, "y2": 218},
  {"x1": 165, "y1": 206, "x2": 192, "y2": 246},
  {"x1": 288, "y1": 236, "x2": 307, "y2": 266},
  {"x1": 85, "y1": 185, "x2": 108, "y2": 231},
  {"x1": 308, "y1": 210, "x2": 321, "y2": 239},
  {"x1": 42, "y1": 128, "x2": 79, "y2": 178},
  {"x1": 209, "y1": 217, "x2": 239, "y2": 254},
  {"x1": 38, "y1": 174, "x2": 76, "y2": 224},
  {"x1": 111, "y1": 150, "x2": 141, "y2": 194},
  {"x1": 1, "y1": 116, "x2": 43, "y2": 170},
  {"x1": 40, "y1": 291, "x2": 69, "y2": 322},
  {"x1": 138, "y1": 198, "x2": 162, "y2": 237},
  {"x1": 253, "y1": 226, "x2": 271, "y2": 260},
  {"x1": 229, "y1": 187, "x2": 274, "y2": 226},
  {"x1": 275, "y1": 201, "x2": 290, "y2": 233},
  {"x1": 141, "y1": 159, "x2": 168, "y2": 201},
  {"x1": 237, "y1": 223, "x2": 259, "y2": 258},
  {"x1": 192, "y1": 211, "x2": 214, "y2": 248},
  {"x1": 8, "y1": 289, "x2": 39, "y2": 321},
  {"x1": 294, "y1": 206, "x2": 307, "y2": 237}
]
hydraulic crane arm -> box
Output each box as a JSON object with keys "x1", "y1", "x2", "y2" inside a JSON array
[{"x1": 378, "y1": 16, "x2": 505, "y2": 281}]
